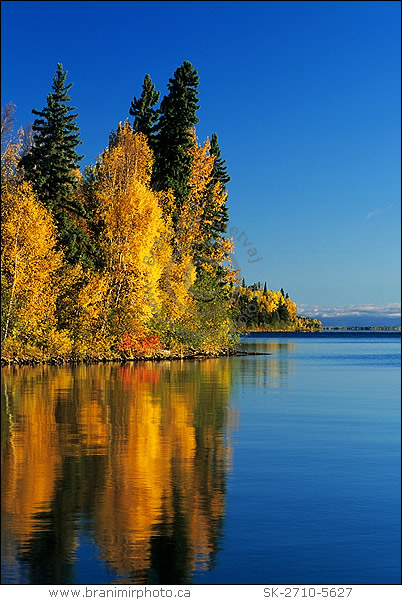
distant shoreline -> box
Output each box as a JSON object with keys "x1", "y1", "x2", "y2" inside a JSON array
[
  {"x1": 321, "y1": 326, "x2": 401, "y2": 331},
  {"x1": 244, "y1": 327, "x2": 401, "y2": 334}
]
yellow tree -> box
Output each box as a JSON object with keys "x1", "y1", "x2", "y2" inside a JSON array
[
  {"x1": 260, "y1": 289, "x2": 283, "y2": 315},
  {"x1": 1, "y1": 115, "x2": 69, "y2": 353},
  {"x1": 158, "y1": 130, "x2": 237, "y2": 350},
  {"x1": 285, "y1": 296, "x2": 297, "y2": 321},
  {"x1": 96, "y1": 123, "x2": 171, "y2": 349},
  {"x1": 1, "y1": 179, "x2": 67, "y2": 352}
]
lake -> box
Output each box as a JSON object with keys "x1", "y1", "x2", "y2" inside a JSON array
[{"x1": 1, "y1": 332, "x2": 400, "y2": 585}]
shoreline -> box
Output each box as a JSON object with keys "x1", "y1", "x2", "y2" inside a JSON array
[{"x1": 0, "y1": 348, "x2": 271, "y2": 368}]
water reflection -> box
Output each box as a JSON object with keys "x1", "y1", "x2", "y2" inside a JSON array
[
  {"x1": 237, "y1": 340, "x2": 296, "y2": 388},
  {"x1": 1, "y1": 359, "x2": 236, "y2": 584}
]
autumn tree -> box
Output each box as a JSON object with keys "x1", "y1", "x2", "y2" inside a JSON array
[
  {"x1": 95, "y1": 123, "x2": 171, "y2": 348},
  {"x1": 177, "y1": 131, "x2": 232, "y2": 270},
  {"x1": 20, "y1": 63, "x2": 94, "y2": 266},
  {"x1": 157, "y1": 130, "x2": 236, "y2": 350},
  {"x1": 152, "y1": 61, "x2": 199, "y2": 222},
  {"x1": 1, "y1": 177, "x2": 68, "y2": 352},
  {"x1": 230, "y1": 283, "x2": 307, "y2": 331},
  {"x1": 129, "y1": 74, "x2": 160, "y2": 145},
  {"x1": 181, "y1": 130, "x2": 236, "y2": 286}
]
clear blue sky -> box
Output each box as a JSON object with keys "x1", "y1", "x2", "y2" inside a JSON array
[{"x1": 1, "y1": 1, "x2": 400, "y2": 323}]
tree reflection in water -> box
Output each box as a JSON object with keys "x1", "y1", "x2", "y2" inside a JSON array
[{"x1": 1, "y1": 359, "x2": 237, "y2": 584}]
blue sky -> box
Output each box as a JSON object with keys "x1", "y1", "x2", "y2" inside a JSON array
[{"x1": 1, "y1": 1, "x2": 401, "y2": 324}]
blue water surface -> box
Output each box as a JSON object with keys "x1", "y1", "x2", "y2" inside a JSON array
[
  {"x1": 1, "y1": 332, "x2": 400, "y2": 584},
  {"x1": 194, "y1": 332, "x2": 401, "y2": 584}
]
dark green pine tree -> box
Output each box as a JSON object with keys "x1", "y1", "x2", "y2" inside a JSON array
[
  {"x1": 129, "y1": 74, "x2": 160, "y2": 145},
  {"x1": 21, "y1": 64, "x2": 94, "y2": 266},
  {"x1": 208, "y1": 132, "x2": 230, "y2": 238},
  {"x1": 152, "y1": 61, "x2": 200, "y2": 221}
]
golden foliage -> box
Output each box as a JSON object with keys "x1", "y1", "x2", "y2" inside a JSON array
[
  {"x1": 102, "y1": 122, "x2": 153, "y2": 190},
  {"x1": 1, "y1": 180, "x2": 64, "y2": 347},
  {"x1": 285, "y1": 296, "x2": 298, "y2": 320},
  {"x1": 261, "y1": 290, "x2": 283, "y2": 313},
  {"x1": 177, "y1": 130, "x2": 226, "y2": 249},
  {"x1": 96, "y1": 124, "x2": 172, "y2": 337}
]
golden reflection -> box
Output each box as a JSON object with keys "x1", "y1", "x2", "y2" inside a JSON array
[
  {"x1": 1, "y1": 375, "x2": 61, "y2": 544},
  {"x1": 1, "y1": 358, "x2": 236, "y2": 583}
]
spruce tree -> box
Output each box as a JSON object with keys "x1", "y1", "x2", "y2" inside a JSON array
[
  {"x1": 129, "y1": 74, "x2": 160, "y2": 145},
  {"x1": 152, "y1": 61, "x2": 199, "y2": 221},
  {"x1": 21, "y1": 63, "x2": 93, "y2": 266},
  {"x1": 209, "y1": 132, "x2": 230, "y2": 238}
]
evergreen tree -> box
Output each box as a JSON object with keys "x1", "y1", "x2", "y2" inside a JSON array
[
  {"x1": 129, "y1": 74, "x2": 160, "y2": 145},
  {"x1": 152, "y1": 61, "x2": 199, "y2": 222},
  {"x1": 21, "y1": 63, "x2": 93, "y2": 266},
  {"x1": 209, "y1": 133, "x2": 230, "y2": 237}
]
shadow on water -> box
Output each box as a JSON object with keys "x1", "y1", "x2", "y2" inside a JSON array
[{"x1": 1, "y1": 360, "x2": 237, "y2": 584}]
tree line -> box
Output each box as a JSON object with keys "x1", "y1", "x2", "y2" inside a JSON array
[{"x1": 1, "y1": 61, "x2": 321, "y2": 361}]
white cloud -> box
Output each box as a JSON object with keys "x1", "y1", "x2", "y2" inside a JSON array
[
  {"x1": 366, "y1": 204, "x2": 395, "y2": 219},
  {"x1": 366, "y1": 208, "x2": 382, "y2": 219},
  {"x1": 298, "y1": 303, "x2": 401, "y2": 319}
]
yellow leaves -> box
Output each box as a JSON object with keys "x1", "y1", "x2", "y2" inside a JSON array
[
  {"x1": 175, "y1": 130, "x2": 234, "y2": 275},
  {"x1": 161, "y1": 251, "x2": 197, "y2": 320},
  {"x1": 42, "y1": 328, "x2": 73, "y2": 356},
  {"x1": 285, "y1": 296, "x2": 297, "y2": 320},
  {"x1": 187, "y1": 129, "x2": 214, "y2": 203},
  {"x1": 1, "y1": 115, "x2": 240, "y2": 356},
  {"x1": 176, "y1": 131, "x2": 208, "y2": 247},
  {"x1": 263, "y1": 290, "x2": 282, "y2": 313},
  {"x1": 73, "y1": 268, "x2": 110, "y2": 347},
  {"x1": 101, "y1": 123, "x2": 153, "y2": 193},
  {"x1": 1, "y1": 179, "x2": 62, "y2": 344},
  {"x1": 178, "y1": 129, "x2": 221, "y2": 249},
  {"x1": 95, "y1": 124, "x2": 172, "y2": 331},
  {"x1": 237, "y1": 285, "x2": 298, "y2": 323}
]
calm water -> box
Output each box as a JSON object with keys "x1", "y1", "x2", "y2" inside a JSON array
[{"x1": 1, "y1": 332, "x2": 400, "y2": 585}]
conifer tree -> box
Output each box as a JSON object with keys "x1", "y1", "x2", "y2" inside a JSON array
[
  {"x1": 209, "y1": 133, "x2": 230, "y2": 237},
  {"x1": 152, "y1": 61, "x2": 199, "y2": 222},
  {"x1": 21, "y1": 64, "x2": 92, "y2": 266},
  {"x1": 129, "y1": 74, "x2": 160, "y2": 145}
]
